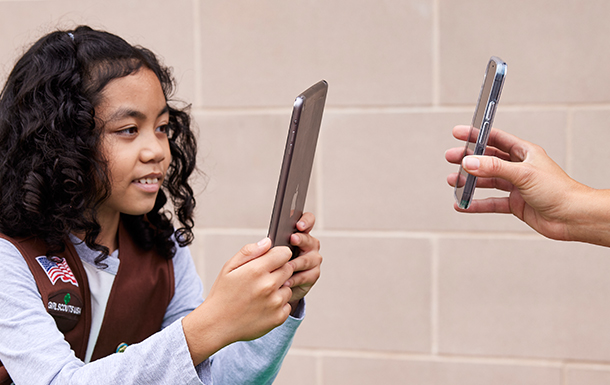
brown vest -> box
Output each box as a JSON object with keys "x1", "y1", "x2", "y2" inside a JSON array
[{"x1": 0, "y1": 223, "x2": 174, "y2": 384}]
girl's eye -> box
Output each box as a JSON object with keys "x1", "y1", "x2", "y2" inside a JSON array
[
  {"x1": 157, "y1": 124, "x2": 169, "y2": 134},
  {"x1": 118, "y1": 126, "x2": 137, "y2": 135}
]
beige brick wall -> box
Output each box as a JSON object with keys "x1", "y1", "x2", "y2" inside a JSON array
[{"x1": 2, "y1": 1, "x2": 610, "y2": 384}]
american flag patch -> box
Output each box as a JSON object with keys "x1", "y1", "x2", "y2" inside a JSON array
[{"x1": 36, "y1": 256, "x2": 79, "y2": 287}]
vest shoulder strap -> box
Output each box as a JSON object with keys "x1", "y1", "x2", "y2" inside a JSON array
[{"x1": 90, "y1": 223, "x2": 175, "y2": 360}]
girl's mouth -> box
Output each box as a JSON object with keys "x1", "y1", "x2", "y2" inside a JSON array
[
  {"x1": 136, "y1": 177, "x2": 159, "y2": 185},
  {"x1": 133, "y1": 176, "x2": 162, "y2": 193}
]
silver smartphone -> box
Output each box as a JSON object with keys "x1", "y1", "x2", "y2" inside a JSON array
[
  {"x1": 267, "y1": 80, "x2": 328, "y2": 259},
  {"x1": 454, "y1": 56, "x2": 507, "y2": 209}
]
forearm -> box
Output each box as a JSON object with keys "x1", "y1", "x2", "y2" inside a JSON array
[
  {"x1": 183, "y1": 298, "x2": 305, "y2": 368},
  {"x1": 182, "y1": 304, "x2": 234, "y2": 365},
  {"x1": 565, "y1": 187, "x2": 610, "y2": 247},
  {"x1": 210, "y1": 300, "x2": 304, "y2": 384}
]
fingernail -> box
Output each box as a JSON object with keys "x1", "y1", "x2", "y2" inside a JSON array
[
  {"x1": 297, "y1": 221, "x2": 305, "y2": 230},
  {"x1": 257, "y1": 237, "x2": 270, "y2": 246},
  {"x1": 463, "y1": 156, "x2": 480, "y2": 171}
]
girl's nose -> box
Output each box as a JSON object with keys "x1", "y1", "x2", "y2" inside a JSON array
[{"x1": 139, "y1": 131, "x2": 167, "y2": 163}]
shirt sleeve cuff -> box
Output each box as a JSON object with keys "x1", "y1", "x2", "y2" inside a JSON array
[{"x1": 166, "y1": 317, "x2": 213, "y2": 384}]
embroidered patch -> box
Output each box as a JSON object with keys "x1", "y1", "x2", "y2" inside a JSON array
[
  {"x1": 36, "y1": 256, "x2": 79, "y2": 287},
  {"x1": 48, "y1": 290, "x2": 83, "y2": 333}
]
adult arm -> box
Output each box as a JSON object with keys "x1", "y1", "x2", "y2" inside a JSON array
[{"x1": 445, "y1": 125, "x2": 610, "y2": 247}]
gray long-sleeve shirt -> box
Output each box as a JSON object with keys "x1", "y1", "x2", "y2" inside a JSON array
[{"x1": 0, "y1": 237, "x2": 303, "y2": 384}]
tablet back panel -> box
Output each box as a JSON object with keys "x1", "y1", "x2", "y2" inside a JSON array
[{"x1": 268, "y1": 80, "x2": 328, "y2": 258}]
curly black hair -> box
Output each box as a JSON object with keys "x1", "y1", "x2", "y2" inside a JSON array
[{"x1": 0, "y1": 25, "x2": 197, "y2": 264}]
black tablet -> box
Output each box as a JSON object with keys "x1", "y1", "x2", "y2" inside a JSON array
[{"x1": 267, "y1": 80, "x2": 328, "y2": 259}]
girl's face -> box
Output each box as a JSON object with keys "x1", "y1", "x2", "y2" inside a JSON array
[{"x1": 96, "y1": 68, "x2": 171, "y2": 223}]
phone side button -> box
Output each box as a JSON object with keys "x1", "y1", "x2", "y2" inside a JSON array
[
  {"x1": 479, "y1": 121, "x2": 490, "y2": 144},
  {"x1": 485, "y1": 101, "x2": 496, "y2": 120}
]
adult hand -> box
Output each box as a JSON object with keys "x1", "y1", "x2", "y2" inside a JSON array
[{"x1": 445, "y1": 125, "x2": 598, "y2": 243}]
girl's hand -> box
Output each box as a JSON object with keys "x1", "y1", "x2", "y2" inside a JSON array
[
  {"x1": 286, "y1": 212, "x2": 322, "y2": 313},
  {"x1": 182, "y1": 238, "x2": 294, "y2": 365},
  {"x1": 445, "y1": 125, "x2": 598, "y2": 243}
]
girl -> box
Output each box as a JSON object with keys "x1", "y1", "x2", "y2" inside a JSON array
[{"x1": 0, "y1": 25, "x2": 322, "y2": 384}]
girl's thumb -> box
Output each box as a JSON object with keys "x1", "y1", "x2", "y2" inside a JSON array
[{"x1": 228, "y1": 237, "x2": 272, "y2": 270}]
